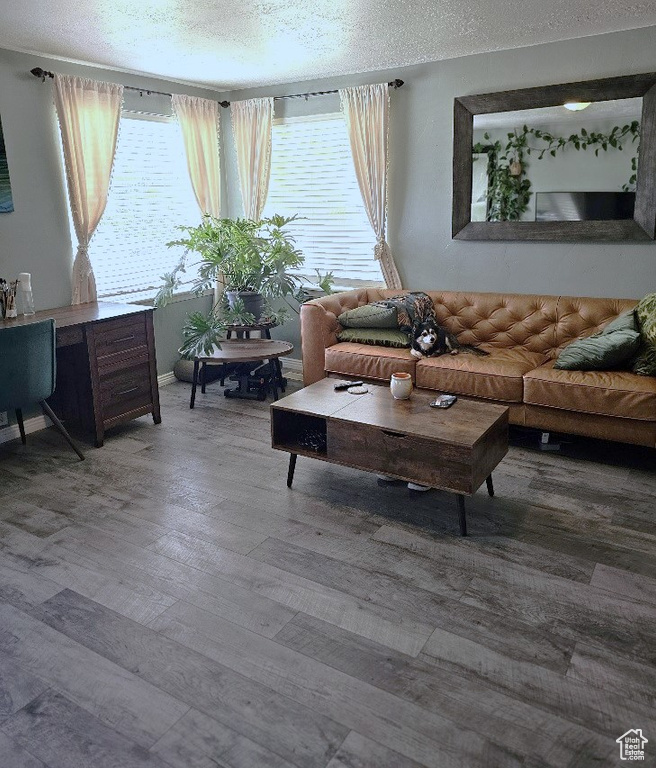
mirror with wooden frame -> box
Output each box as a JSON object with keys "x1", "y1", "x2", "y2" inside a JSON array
[{"x1": 453, "y1": 73, "x2": 656, "y2": 241}]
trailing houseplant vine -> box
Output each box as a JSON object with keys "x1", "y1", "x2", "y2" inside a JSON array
[{"x1": 473, "y1": 120, "x2": 640, "y2": 221}]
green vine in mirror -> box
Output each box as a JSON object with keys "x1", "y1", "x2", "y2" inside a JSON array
[{"x1": 473, "y1": 120, "x2": 641, "y2": 221}]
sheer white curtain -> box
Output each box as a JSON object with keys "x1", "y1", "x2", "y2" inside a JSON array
[
  {"x1": 339, "y1": 83, "x2": 402, "y2": 289},
  {"x1": 53, "y1": 74, "x2": 123, "y2": 304},
  {"x1": 171, "y1": 94, "x2": 221, "y2": 217},
  {"x1": 230, "y1": 97, "x2": 273, "y2": 219}
]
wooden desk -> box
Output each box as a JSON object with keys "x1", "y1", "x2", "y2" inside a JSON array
[{"x1": 0, "y1": 302, "x2": 161, "y2": 447}]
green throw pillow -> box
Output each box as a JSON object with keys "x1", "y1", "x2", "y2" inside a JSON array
[
  {"x1": 554, "y1": 329, "x2": 640, "y2": 371},
  {"x1": 337, "y1": 327, "x2": 410, "y2": 348},
  {"x1": 338, "y1": 304, "x2": 398, "y2": 329},
  {"x1": 632, "y1": 293, "x2": 656, "y2": 376},
  {"x1": 602, "y1": 308, "x2": 639, "y2": 334}
]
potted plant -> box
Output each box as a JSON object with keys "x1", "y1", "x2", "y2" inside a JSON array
[{"x1": 155, "y1": 214, "x2": 333, "y2": 358}]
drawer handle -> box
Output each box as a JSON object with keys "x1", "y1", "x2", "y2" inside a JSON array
[
  {"x1": 116, "y1": 386, "x2": 139, "y2": 397},
  {"x1": 113, "y1": 334, "x2": 136, "y2": 344},
  {"x1": 381, "y1": 430, "x2": 407, "y2": 439}
]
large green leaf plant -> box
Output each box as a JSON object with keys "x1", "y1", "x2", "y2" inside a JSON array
[{"x1": 155, "y1": 214, "x2": 333, "y2": 359}]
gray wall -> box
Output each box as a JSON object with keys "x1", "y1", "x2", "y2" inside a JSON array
[
  {"x1": 2, "y1": 27, "x2": 656, "y2": 375},
  {"x1": 0, "y1": 47, "x2": 216, "y2": 374},
  {"x1": 219, "y1": 26, "x2": 656, "y2": 312}
]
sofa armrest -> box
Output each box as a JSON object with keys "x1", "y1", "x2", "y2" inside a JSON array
[{"x1": 300, "y1": 289, "x2": 368, "y2": 385}]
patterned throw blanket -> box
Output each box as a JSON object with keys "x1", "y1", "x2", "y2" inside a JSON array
[{"x1": 374, "y1": 292, "x2": 436, "y2": 333}]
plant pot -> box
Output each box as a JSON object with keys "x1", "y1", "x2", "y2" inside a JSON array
[
  {"x1": 226, "y1": 290, "x2": 264, "y2": 321},
  {"x1": 509, "y1": 160, "x2": 522, "y2": 177}
]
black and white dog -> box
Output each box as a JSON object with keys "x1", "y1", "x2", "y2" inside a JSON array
[{"x1": 410, "y1": 319, "x2": 489, "y2": 359}]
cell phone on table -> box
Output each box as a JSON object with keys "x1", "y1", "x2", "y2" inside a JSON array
[{"x1": 430, "y1": 395, "x2": 457, "y2": 409}]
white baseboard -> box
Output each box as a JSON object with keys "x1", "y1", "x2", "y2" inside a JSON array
[
  {"x1": 281, "y1": 357, "x2": 303, "y2": 381},
  {"x1": 1, "y1": 372, "x2": 175, "y2": 446},
  {"x1": 158, "y1": 357, "x2": 303, "y2": 387},
  {"x1": 0, "y1": 364, "x2": 301, "y2": 445},
  {"x1": 158, "y1": 371, "x2": 177, "y2": 387},
  {"x1": 0, "y1": 414, "x2": 52, "y2": 445}
]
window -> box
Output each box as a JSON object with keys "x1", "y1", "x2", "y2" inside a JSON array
[
  {"x1": 263, "y1": 113, "x2": 383, "y2": 286},
  {"x1": 90, "y1": 111, "x2": 200, "y2": 301}
]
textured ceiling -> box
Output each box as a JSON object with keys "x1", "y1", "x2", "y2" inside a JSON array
[{"x1": 2, "y1": 0, "x2": 656, "y2": 91}]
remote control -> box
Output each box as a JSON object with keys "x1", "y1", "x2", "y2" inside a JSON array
[
  {"x1": 430, "y1": 395, "x2": 457, "y2": 409},
  {"x1": 334, "y1": 380, "x2": 363, "y2": 391}
]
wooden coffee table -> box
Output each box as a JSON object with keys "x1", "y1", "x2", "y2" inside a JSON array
[{"x1": 270, "y1": 379, "x2": 509, "y2": 535}]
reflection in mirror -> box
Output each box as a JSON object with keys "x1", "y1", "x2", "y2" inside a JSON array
[
  {"x1": 453, "y1": 72, "x2": 656, "y2": 241},
  {"x1": 471, "y1": 98, "x2": 641, "y2": 222}
]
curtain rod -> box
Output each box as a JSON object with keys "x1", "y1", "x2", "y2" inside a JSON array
[
  {"x1": 30, "y1": 67, "x2": 404, "y2": 106},
  {"x1": 30, "y1": 68, "x2": 231, "y2": 108},
  {"x1": 273, "y1": 79, "x2": 404, "y2": 101}
]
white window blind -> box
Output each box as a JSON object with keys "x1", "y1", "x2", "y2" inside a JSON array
[
  {"x1": 91, "y1": 111, "x2": 200, "y2": 301},
  {"x1": 263, "y1": 113, "x2": 383, "y2": 285}
]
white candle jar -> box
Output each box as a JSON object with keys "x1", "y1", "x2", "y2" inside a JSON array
[{"x1": 390, "y1": 372, "x2": 413, "y2": 399}]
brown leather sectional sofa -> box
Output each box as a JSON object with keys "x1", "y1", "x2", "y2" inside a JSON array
[{"x1": 300, "y1": 289, "x2": 656, "y2": 447}]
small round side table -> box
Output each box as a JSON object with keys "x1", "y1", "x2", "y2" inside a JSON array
[{"x1": 189, "y1": 338, "x2": 293, "y2": 408}]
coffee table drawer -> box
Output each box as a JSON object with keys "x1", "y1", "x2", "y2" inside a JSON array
[{"x1": 327, "y1": 420, "x2": 472, "y2": 491}]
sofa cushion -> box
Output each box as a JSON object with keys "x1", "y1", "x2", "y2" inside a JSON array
[
  {"x1": 338, "y1": 304, "x2": 398, "y2": 328},
  {"x1": 325, "y1": 343, "x2": 416, "y2": 382},
  {"x1": 336, "y1": 328, "x2": 410, "y2": 347},
  {"x1": 524, "y1": 360, "x2": 656, "y2": 421},
  {"x1": 415, "y1": 348, "x2": 547, "y2": 403}
]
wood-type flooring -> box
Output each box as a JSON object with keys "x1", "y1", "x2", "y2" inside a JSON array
[{"x1": 0, "y1": 380, "x2": 655, "y2": 768}]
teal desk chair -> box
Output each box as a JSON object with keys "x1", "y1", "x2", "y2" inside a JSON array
[{"x1": 0, "y1": 319, "x2": 84, "y2": 460}]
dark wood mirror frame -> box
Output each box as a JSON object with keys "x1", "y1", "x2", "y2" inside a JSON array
[{"x1": 453, "y1": 73, "x2": 656, "y2": 241}]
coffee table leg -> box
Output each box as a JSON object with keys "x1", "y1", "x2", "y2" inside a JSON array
[
  {"x1": 287, "y1": 453, "x2": 297, "y2": 488},
  {"x1": 486, "y1": 475, "x2": 494, "y2": 497},
  {"x1": 456, "y1": 495, "x2": 467, "y2": 536},
  {"x1": 190, "y1": 359, "x2": 199, "y2": 409}
]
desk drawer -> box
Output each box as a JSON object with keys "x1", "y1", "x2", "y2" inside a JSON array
[
  {"x1": 327, "y1": 420, "x2": 471, "y2": 492},
  {"x1": 94, "y1": 315, "x2": 147, "y2": 359},
  {"x1": 100, "y1": 362, "x2": 153, "y2": 421}
]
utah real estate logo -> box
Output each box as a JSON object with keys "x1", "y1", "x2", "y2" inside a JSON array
[{"x1": 616, "y1": 730, "x2": 648, "y2": 761}]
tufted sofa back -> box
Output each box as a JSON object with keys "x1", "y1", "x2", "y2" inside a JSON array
[
  {"x1": 300, "y1": 288, "x2": 638, "y2": 385},
  {"x1": 361, "y1": 289, "x2": 637, "y2": 358},
  {"x1": 364, "y1": 289, "x2": 561, "y2": 353}
]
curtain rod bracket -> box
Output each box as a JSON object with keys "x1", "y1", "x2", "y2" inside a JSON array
[{"x1": 31, "y1": 67, "x2": 54, "y2": 82}]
